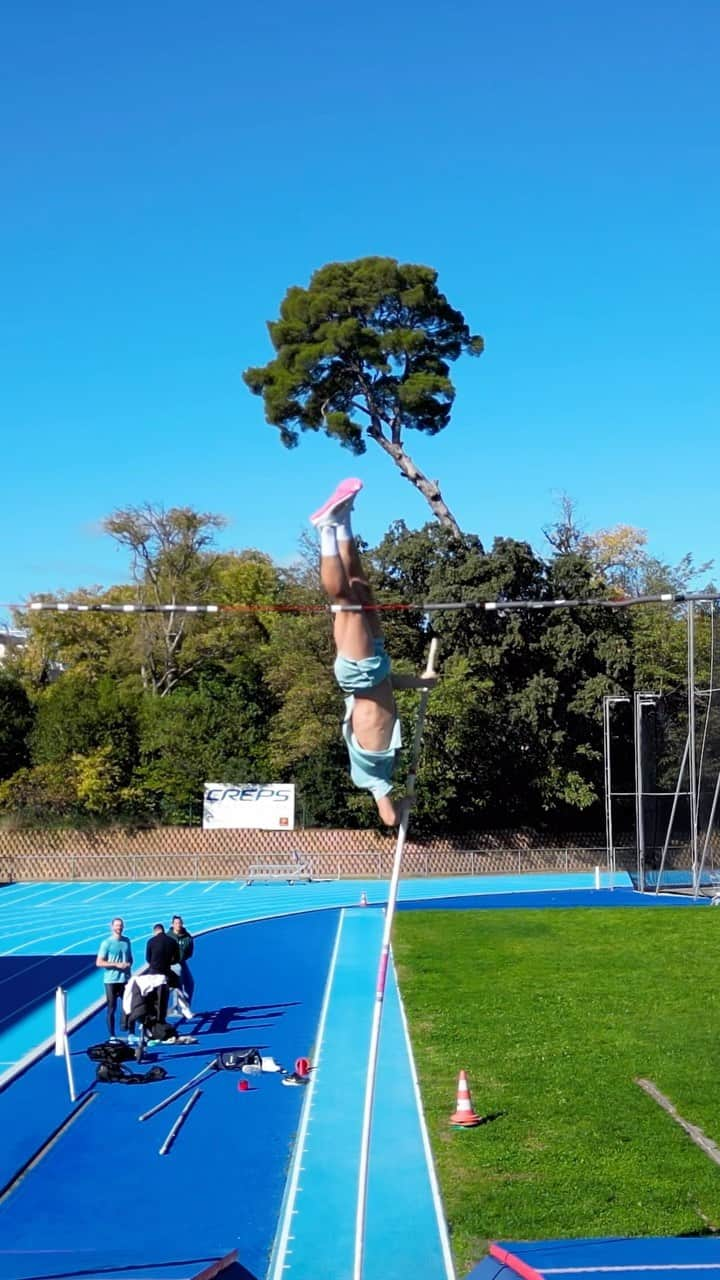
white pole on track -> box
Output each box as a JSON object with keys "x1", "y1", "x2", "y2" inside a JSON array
[
  {"x1": 54, "y1": 987, "x2": 67, "y2": 1056},
  {"x1": 138, "y1": 1058, "x2": 218, "y2": 1123},
  {"x1": 159, "y1": 1087, "x2": 202, "y2": 1155},
  {"x1": 353, "y1": 638, "x2": 439, "y2": 1280},
  {"x1": 62, "y1": 1032, "x2": 77, "y2": 1103}
]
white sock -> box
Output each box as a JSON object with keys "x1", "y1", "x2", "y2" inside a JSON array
[
  {"x1": 320, "y1": 524, "x2": 338, "y2": 557},
  {"x1": 336, "y1": 508, "x2": 353, "y2": 542}
]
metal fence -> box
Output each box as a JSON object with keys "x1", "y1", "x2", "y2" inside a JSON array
[{"x1": 0, "y1": 840, "x2": 615, "y2": 883}]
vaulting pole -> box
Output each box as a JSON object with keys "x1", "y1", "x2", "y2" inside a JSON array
[{"x1": 353, "y1": 638, "x2": 439, "y2": 1280}]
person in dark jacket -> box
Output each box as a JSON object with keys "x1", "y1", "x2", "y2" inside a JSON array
[
  {"x1": 145, "y1": 923, "x2": 180, "y2": 1024},
  {"x1": 167, "y1": 915, "x2": 195, "y2": 1018}
]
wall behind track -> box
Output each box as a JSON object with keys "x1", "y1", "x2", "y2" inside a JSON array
[{"x1": 0, "y1": 825, "x2": 704, "y2": 881}]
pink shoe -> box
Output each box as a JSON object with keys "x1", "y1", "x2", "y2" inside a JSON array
[{"x1": 309, "y1": 478, "x2": 363, "y2": 526}]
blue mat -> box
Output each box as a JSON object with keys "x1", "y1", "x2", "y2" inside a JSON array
[{"x1": 468, "y1": 1235, "x2": 720, "y2": 1279}]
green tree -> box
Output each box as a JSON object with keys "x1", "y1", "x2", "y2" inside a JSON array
[
  {"x1": 11, "y1": 586, "x2": 137, "y2": 688},
  {"x1": 103, "y1": 504, "x2": 228, "y2": 695},
  {"x1": 0, "y1": 761, "x2": 77, "y2": 823},
  {"x1": 135, "y1": 664, "x2": 275, "y2": 824},
  {"x1": 537, "y1": 551, "x2": 634, "y2": 818},
  {"x1": 0, "y1": 672, "x2": 34, "y2": 781},
  {"x1": 243, "y1": 257, "x2": 483, "y2": 538},
  {"x1": 31, "y1": 673, "x2": 140, "y2": 781},
  {"x1": 370, "y1": 522, "x2": 635, "y2": 829},
  {"x1": 72, "y1": 746, "x2": 123, "y2": 815}
]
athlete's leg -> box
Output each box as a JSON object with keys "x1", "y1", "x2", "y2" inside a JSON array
[
  {"x1": 320, "y1": 527, "x2": 375, "y2": 659},
  {"x1": 337, "y1": 529, "x2": 383, "y2": 641},
  {"x1": 313, "y1": 481, "x2": 375, "y2": 659}
]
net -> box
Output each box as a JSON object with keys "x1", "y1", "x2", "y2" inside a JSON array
[{"x1": 642, "y1": 602, "x2": 720, "y2": 894}]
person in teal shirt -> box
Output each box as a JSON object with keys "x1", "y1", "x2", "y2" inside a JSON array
[{"x1": 96, "y1": 917, "x2": 133, "y2": 1039}]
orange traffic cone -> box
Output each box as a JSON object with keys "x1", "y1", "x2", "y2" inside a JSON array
[
  {"x1": 450, "y1": 1070, "x2": 482, "y2": 1127},
  {"x1": 359, "y1": 891, "x2": 368, "y2": 906}
]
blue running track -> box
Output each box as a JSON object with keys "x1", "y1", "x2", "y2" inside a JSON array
[{"x1": 0, "y1": 870, "x2": 714, "y2": 1279}]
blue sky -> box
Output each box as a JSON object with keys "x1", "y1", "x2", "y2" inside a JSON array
[{"x1": 3, "y1": 1, "x2": 719, "y2": 624}]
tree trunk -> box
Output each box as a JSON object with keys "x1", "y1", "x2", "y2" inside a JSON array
[{"x1": 368, "y1": 430, "x2": 471, "y2": 544}]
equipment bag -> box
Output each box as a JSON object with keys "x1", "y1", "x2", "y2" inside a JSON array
[
  {"x1": 86, "y1": 1041, "x2": 135, "y2": 1065},
  {"x1": 217, "y1": 1048, "x2": 262, "y2": 1072},
  {"x1": 149, "y1": 1021, "x2": 175, "y2": 1042},
  {"x1": 96, "y1": 1062, "x2": 168, "y2": 1085}
]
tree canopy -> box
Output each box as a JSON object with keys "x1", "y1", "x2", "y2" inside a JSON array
[{"x1": 243, "y1": 257, "x2": 483, "y2": 538}]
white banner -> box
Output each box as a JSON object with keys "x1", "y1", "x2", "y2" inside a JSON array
[{"x1": 202, "y1": 783, "x2": 295, "y2": 830}]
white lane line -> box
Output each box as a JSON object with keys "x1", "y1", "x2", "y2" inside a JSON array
[
  {"x1": 166, "y1": 881, "x2": 193, "y2": 896},
  {"x1": 125, "y1": 883, "x2": 158, "y2": 899},
  {"x1": 1, "y1": 925, "x2": 106, "y2": 954},
  {"x1": 0, "y1": 884, "x2": 70, "y2": 909},
  {"x1": 393, "y1": 950, "x2": 456, "y2": 1280},
  {"x1": 55, "y1": 929, "x2": 119, "y2": 955},
  {"x1": 0, "y1": 993, "x2": 106, "y2": 1091},
  {"x1": 268, "y1": 909, "x2": 345, "y2": 1280},
  {"x1": 201, "y1": 882, "x2": 222, "y2": 893},
  {"x1": 83, "y1": 882, "x2": 134, "y2": 903},
  {"x1": 34, "y1": 883, "x2": 101, "y2": 907}
]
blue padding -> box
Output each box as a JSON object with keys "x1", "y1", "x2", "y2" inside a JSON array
[
  {"x1": 464, "y1": 1260, "x2": 517, "y2": 1280},
  {"x1": 465, "y1": 1236, "x2": 720, "y2": 1278},
  {"x1": 0, "y1": 912, "x2": 337, "y2": 1280},
  {"x1": 398, "y1": 887, "x2": 708, "y2": 911},
  {"x1": 507, "y1": 1233, "x2": 720, "y2": 1265},
  {"x1": 0, "y1": 1250, "x2": 249, "y2": 1280},
  {"x1": 636, "y1": 869, "x2": 717, "y2": 888},
  {"x1": 0, "y1": 954, "x2": 96, "y2": 1033}
]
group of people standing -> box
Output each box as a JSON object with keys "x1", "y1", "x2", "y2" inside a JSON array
[{"x1": 96, "y1": 914, "x2": 195, "y2": 1040}]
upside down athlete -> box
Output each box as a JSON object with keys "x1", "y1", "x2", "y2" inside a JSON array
[{"x1": 311, "y1": 479, "x2": 436, "y2": 826}]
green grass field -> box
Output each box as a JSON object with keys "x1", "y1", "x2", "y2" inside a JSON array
[{"x1": 394, "y1": 907, "x2": 720, "y2": 1277}]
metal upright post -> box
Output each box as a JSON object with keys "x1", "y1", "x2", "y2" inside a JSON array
[
  {"x1": 603, "y1": 696, "x2": 613, "y2": 875},
  {"x1": 633, "y1": 693, "x2": 660, "y2": 894},
  {"x1": 634, "y1": 693, "x2": 645, "y2": 894},
  {"x1": 688, "y1": 602, "x2": 700, "y2": 895},
  {"x1": 603, "y1": 695, "x2": 630, "y2": 880}
]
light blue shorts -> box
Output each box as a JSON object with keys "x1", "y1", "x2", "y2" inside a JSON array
[
  {"x1": 334, "y1": 637, "x2": 391, "y2": 695},
  {"x1": 342, "y1": 698, "x2": 402, "y2": 798}
]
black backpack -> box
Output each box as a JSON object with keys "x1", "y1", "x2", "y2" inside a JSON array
[
  {"x1": 148, "y1": 1021, "x2": 175, "y2": 1042},
  {"x1": 95, "y1": 1061, "x2": 168, "y2": 1085},
  {"x1": 87, "y1": 1041, "x2": 135, "y2": 1065}
]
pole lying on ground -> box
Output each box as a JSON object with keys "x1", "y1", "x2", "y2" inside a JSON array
[
  {"x1": 55, "y1": 987, "x2": 67, "y2": 1057},
  {"x1": 62, "y1": 1033, "x2": 77, "y2": 1103},
  {"x1": 138, "y1": 1058, "x2": 218, "y2": 1123},
  {"x1": 353, "y1": 638, "x2": 439, "y2": 1280},
  {"x1": 159, "y1": 1087, "x2": 202, "y2": 1156}
]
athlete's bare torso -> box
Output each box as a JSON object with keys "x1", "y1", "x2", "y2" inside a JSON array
[{"x1": 350, "y1": 678, "x2": 396, "y2": 751}]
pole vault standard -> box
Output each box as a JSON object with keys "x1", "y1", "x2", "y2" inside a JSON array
[
  {"x1": 603, "y1": 695, "x2": 630, "y2": 879},
  {"x1": 353, "y1": 638, "x2": 439, "y2": 1280}
]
